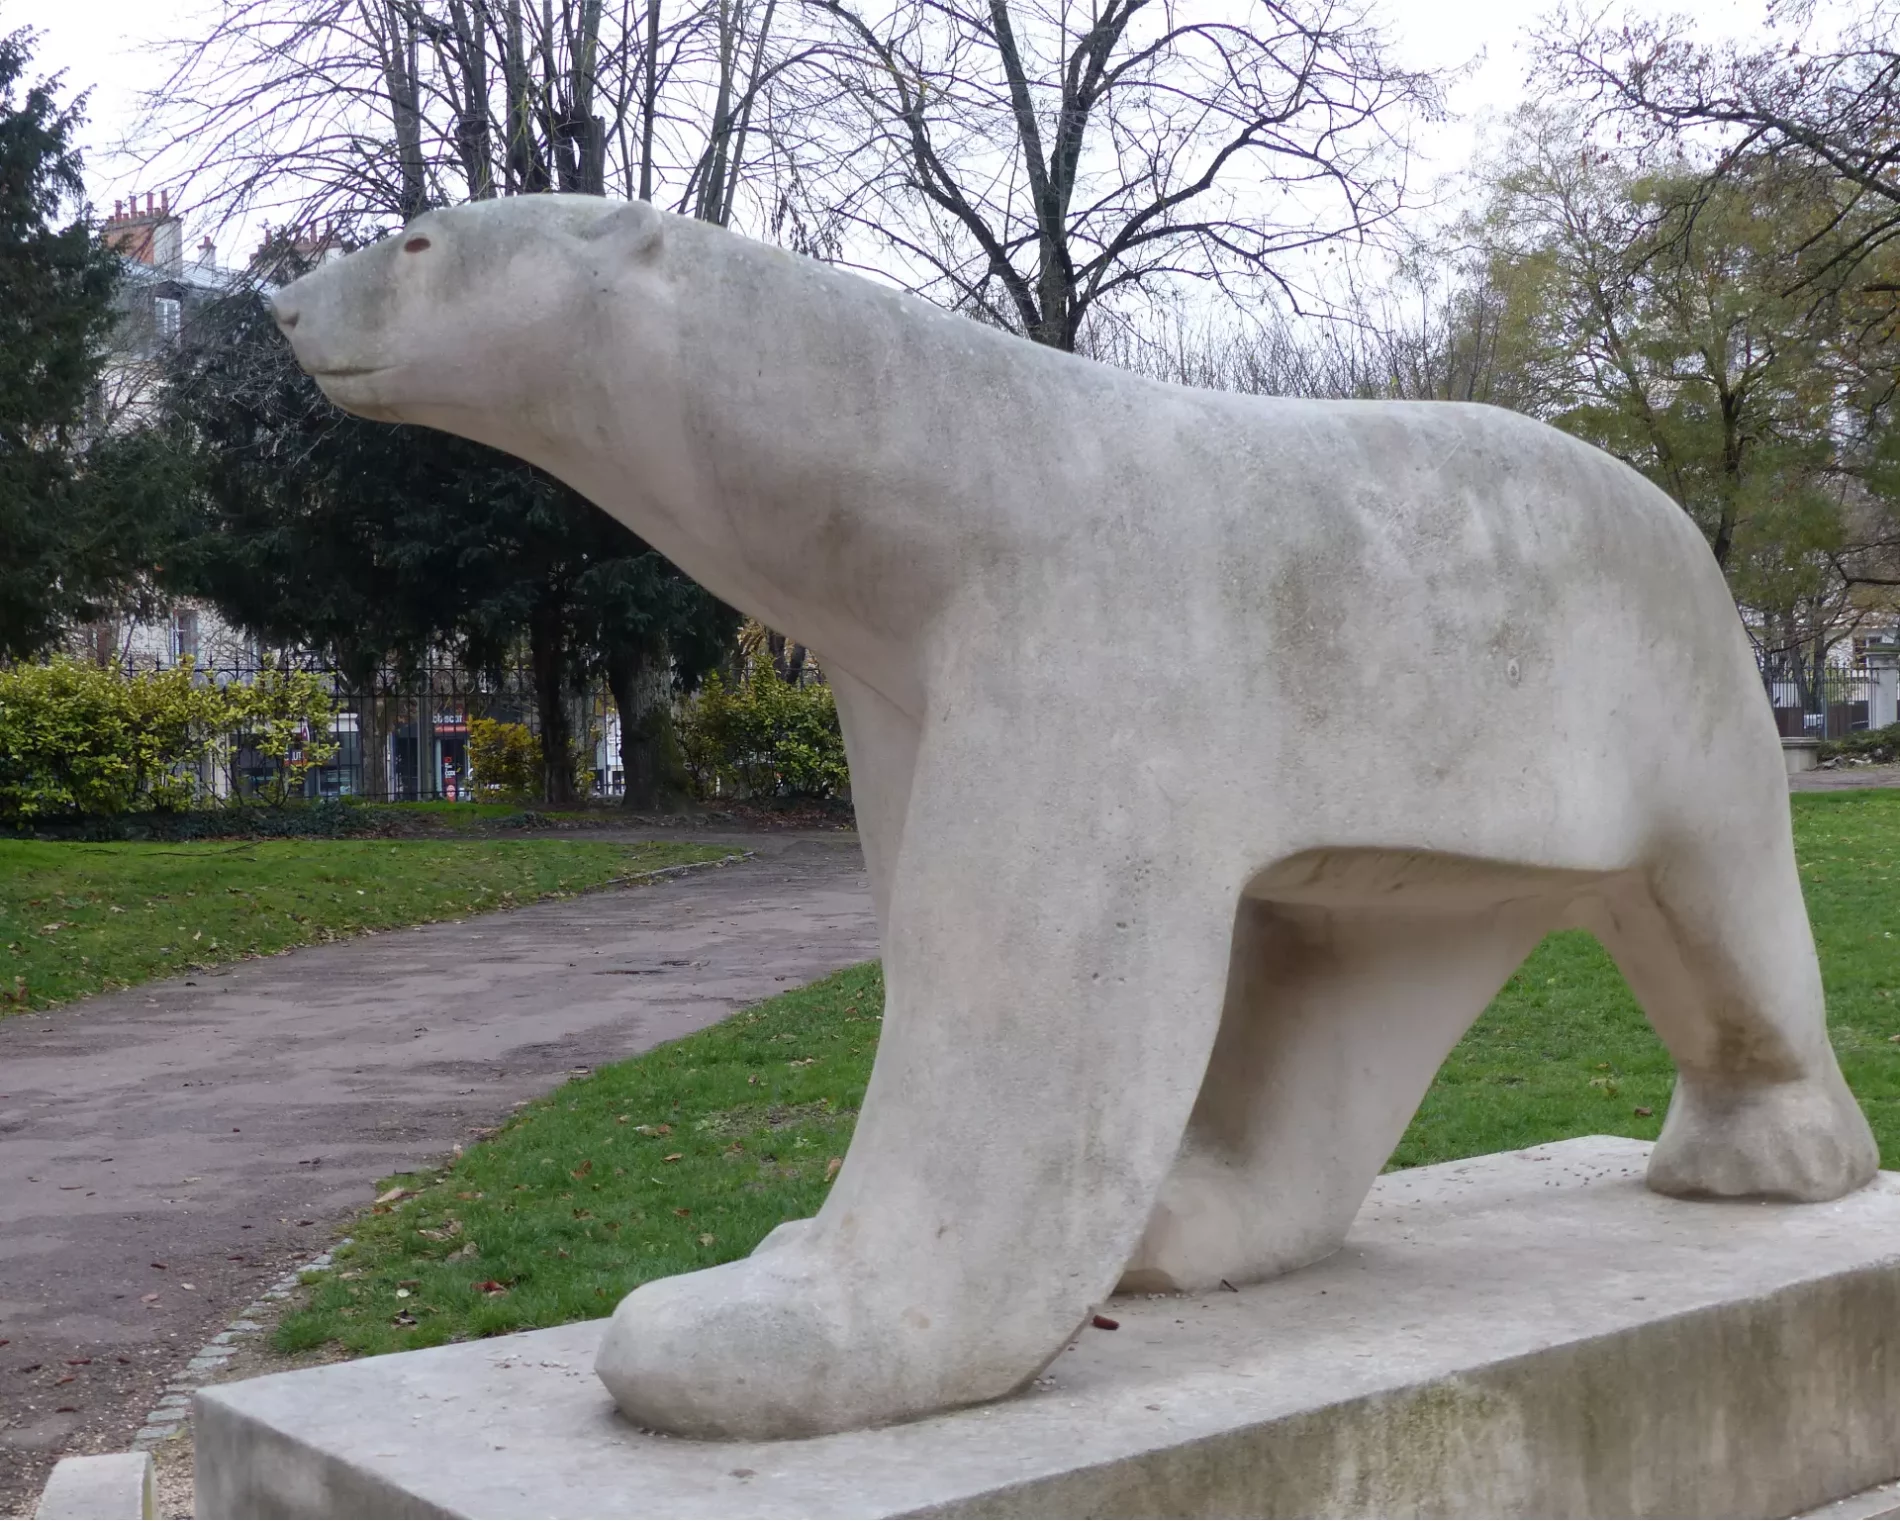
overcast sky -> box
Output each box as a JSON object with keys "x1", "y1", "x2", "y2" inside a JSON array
[{"x1": 11, "y1": 0, "x2": 1772, "y2": 262}]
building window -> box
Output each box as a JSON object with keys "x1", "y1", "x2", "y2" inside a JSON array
[
  {"x1": 172, "y1": 609, "x2": 200, "y2": 664},
  {"x1": 154, "y1": 296, "x2": 181, "y2": 343}
]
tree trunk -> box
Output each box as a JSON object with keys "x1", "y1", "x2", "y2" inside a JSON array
[
  {"x1": 765, "y1": 629, "x2": 807, "y2": 684},
  {"x1": 380, "y1": 0, "x2": 428, "y2": 217},
  {"x1": 358, "y1": 684, "x2": 395, "y2": 802},
  {"x1": 606, "y1": 643, "x2": 682, "y2": 810},
  {"x1": 639, "y1": 0, "x2": 659, "y2": 201},
  {"x1": 530, "y1": 602, "x2": 578, "y2": 806}
]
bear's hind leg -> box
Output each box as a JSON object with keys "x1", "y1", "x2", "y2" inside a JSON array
[
  {"x1": 1586, "y1": 841, "x2": 1877, "y2": 1201},
  {"x1": 1121, "y1": 893, "x2": 1556, "y2": 1294}
]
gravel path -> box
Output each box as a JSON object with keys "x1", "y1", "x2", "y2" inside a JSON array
[
  {"x1": 0, "y1": 833, "x2": 874, "y2": 1516},
  {"x1": 1791, "y1": 764, "x2": 1900, "y2": 792}
]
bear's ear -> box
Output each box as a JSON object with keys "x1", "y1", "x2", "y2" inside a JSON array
[{"x1": 578, "y1": 200, "x2": 664, "y2": 261}]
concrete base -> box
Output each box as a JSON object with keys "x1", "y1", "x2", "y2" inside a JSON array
[
  {"x1": 196, "y1": 1137, "x2": 1900, "y2": 1519},
  {"x1": 35, "y1": 1453, "x2": 155, "y2": 1519},
  {"x1": 1801, "y1": 1477, "x2": 1900, "y2": 1520},
  {"x1": 1786, "y1": 737, "x2": 1824, "y2": 774}
]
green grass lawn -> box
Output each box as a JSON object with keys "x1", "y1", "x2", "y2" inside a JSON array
[
  {"x1": 279, "y1": 791, "x2": 1900, "y2": 1360},
  {"x1": 0, "y1": 838, "x2": 734, "y2": 1012}
]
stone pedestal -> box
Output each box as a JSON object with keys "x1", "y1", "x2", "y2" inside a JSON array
[
  {"x1": 196, "y1": 1137, "x2": 1900, "y2": 1519},
  {"x1": 1786, "y1": 736, "x2": 1824, "y2": 774},
  {"x1": 34, "y1": 1453, "x2": 154, "y2": 1519},
  {"x1": 1868, "y1": 650, "x2": 1899, "y2": 731}
]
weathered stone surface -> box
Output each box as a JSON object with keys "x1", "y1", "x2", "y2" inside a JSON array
[
  {"x1": 35, "y1": 1453, "x2": 154, "y2": 1520},
  {"x1": 196, "y1": 1139, "x2": 1900, "y2": 1519},
  {"x1": 272, "y1": 197, "x2": 1878, "y2": 1437}
]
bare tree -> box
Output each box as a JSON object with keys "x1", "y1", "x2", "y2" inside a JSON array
[
  {"x1": 133, "y1": 0, "x2": 825, "y2": 239},
  {"x1": 1535, "y1": 0, "x2": 1900, "y2": 297},
  {"x1": 1083, "y1": 244, "x2": 1534, "y2": 405},
  {"x1": 789, "y1": 0, "x2": 1442, "y2": 349}
]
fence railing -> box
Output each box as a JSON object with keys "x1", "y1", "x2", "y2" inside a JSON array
[
  {"x1": 162, "y1": 657, "x2": 620, "y2": 804},
  {"x1": 1759, "y1": 652, "x2": 1900, "y2": 742}
]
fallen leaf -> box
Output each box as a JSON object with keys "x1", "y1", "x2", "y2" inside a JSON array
[
  {"x1": 1633, "y1": 1106, "x2": 1653, "y2": 1118},
  {"x1": 673, "y1": 1207, "x2": 691, "y2": 1218},
  {"x1": 1091, "y1": 1314, "x2": 1120, "y2": 1331},
  {"x1": 64, "y1": 1359, "x2": 90, "y2": 1366},
  {"x1": 55, "y1": 1405, "x2": 77, "y2": 1413},
  {"x1": 616, "y1": 1115, "x2": 630, "y2": 1125},
  {"x1": 698, "y1": 1233, "x2": 716, "y2": 1246},
  {"x1": 140, "y1": 1294, "x2": 159, "y2": 1304},
  {"x1": 391, "y1": 1312, "x2": 417, "y2": 1326},
  {"x1": 571, "y1": 1160, "x2": 593, "y2": 1179},
  {"x1": 824, "y1": 1157, "x2": 842, "y2": 1182},
  {"x1": 181, "y1": 1282, "x2": 196, "y2": 1291},
  {"x1": 662, "y1": 1153, "x2": 684, "y2": 1163},
  {"x1": 150, "y1": 1263, "x2": 167, "y2": 1270},
  {"x1": 395, "y1": 1289, "x2": 412, "y2": 1299},
  {"x1": 55, "y1": 1375, "x2": 75, "y2": 1384},
  {"x1": 375, "y1": 1187, "x2": 411, "y2": 1206},
  {"x1": 474, "y1": 1280, "x2": 508, "y2": 1296}
]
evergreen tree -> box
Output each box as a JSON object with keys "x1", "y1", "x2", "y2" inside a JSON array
[
  {"x1": 157, "y1": 269, "x2": 733, "y2": 806},
  {"x1": 0, "y1": 28, "x2": 125, "y2": 658}
]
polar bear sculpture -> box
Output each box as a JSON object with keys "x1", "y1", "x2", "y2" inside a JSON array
[{"x1": 273, "y1": 194, "x2": 1879, "y2": 1441}]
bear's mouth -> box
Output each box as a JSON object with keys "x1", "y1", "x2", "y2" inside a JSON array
[{"x1": 314, "y1": 365, "x2": 390, "y2": 379}]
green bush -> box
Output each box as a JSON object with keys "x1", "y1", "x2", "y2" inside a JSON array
[
  {"x1": 467, "y1": 718, "x2": 542, "y2": 803},
  {"x1": 227, "y1": 658, "x2": 340, "y2": 805},
  {"x1": 0, "y1": 658, "x2": 228, "y2": 821},
  {"x1": 677, "y1": 665, "x2": 849, "y2": 800},
  {"x1": 1818, "y1": 722, "x2": 1900, "y2": 765}
]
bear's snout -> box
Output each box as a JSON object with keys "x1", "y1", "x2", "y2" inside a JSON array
[{"x1": 269, "y1": 290, "x2": 300, "y2": 331}]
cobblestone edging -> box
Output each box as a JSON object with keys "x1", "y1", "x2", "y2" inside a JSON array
[{"x1": 131, "y1": 1242, "x2": 349, "y2": 1449}]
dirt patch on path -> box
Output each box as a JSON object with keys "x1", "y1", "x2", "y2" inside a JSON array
[
  {"x1": 0, "y1": 834, "x2": 872, "y2": 1516},
  {"x1": 1791, "y1": 764, "x2": 1900, "y2": 792}
]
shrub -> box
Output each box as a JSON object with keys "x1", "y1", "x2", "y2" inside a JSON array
[
  {"x1": 467, "y1": 718, "x2": 543, "y2": 803},
  {"x1": 677, "y1": 665, "x2": 849, "y2": 800},
  {"x1": 227, "y1": 658, "x2": 340, "y2": 806},
  {"x1": 0, "y1": 658, "x2": 228, "y2": 821},
  {"x1": 1819, "y1": 722, "x2": 1900, "y2": 765}
]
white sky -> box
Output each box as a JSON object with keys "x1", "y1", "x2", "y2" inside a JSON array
[{"x1": 12, "y1": 0, "x2": 1775, "y2": 264}]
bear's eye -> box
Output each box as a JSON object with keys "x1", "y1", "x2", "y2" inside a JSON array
[{"x1": 403, "y1": 236, "x2": 432, "y2": 253}]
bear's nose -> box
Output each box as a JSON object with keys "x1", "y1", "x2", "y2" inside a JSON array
[{"x1": 270, "y1": 291, "x2": 299, "y2": 331}]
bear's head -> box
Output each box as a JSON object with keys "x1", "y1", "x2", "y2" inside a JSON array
[{"x1": 270, "y1": 194, "x2": 667, "y2": 434}]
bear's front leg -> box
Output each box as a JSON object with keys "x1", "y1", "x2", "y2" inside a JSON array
[{"x1": 595, "y1": 714, "x2": 1236, "y2": 1438}]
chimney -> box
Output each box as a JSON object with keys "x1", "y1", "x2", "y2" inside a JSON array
[
  {"x1": 154, "y1": 214, "x2": 183, "y2": 273},
  {"x1": 101, "y1": 191, "x2": 186, "y2": 269}
]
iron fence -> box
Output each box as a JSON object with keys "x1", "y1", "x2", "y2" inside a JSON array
[
  {"x1": 161, "y1": 656, "x2": 620, "y2": 804},
  {"x1": 1758, "y1": 651, "x2": 1900, "y2": 741}
]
